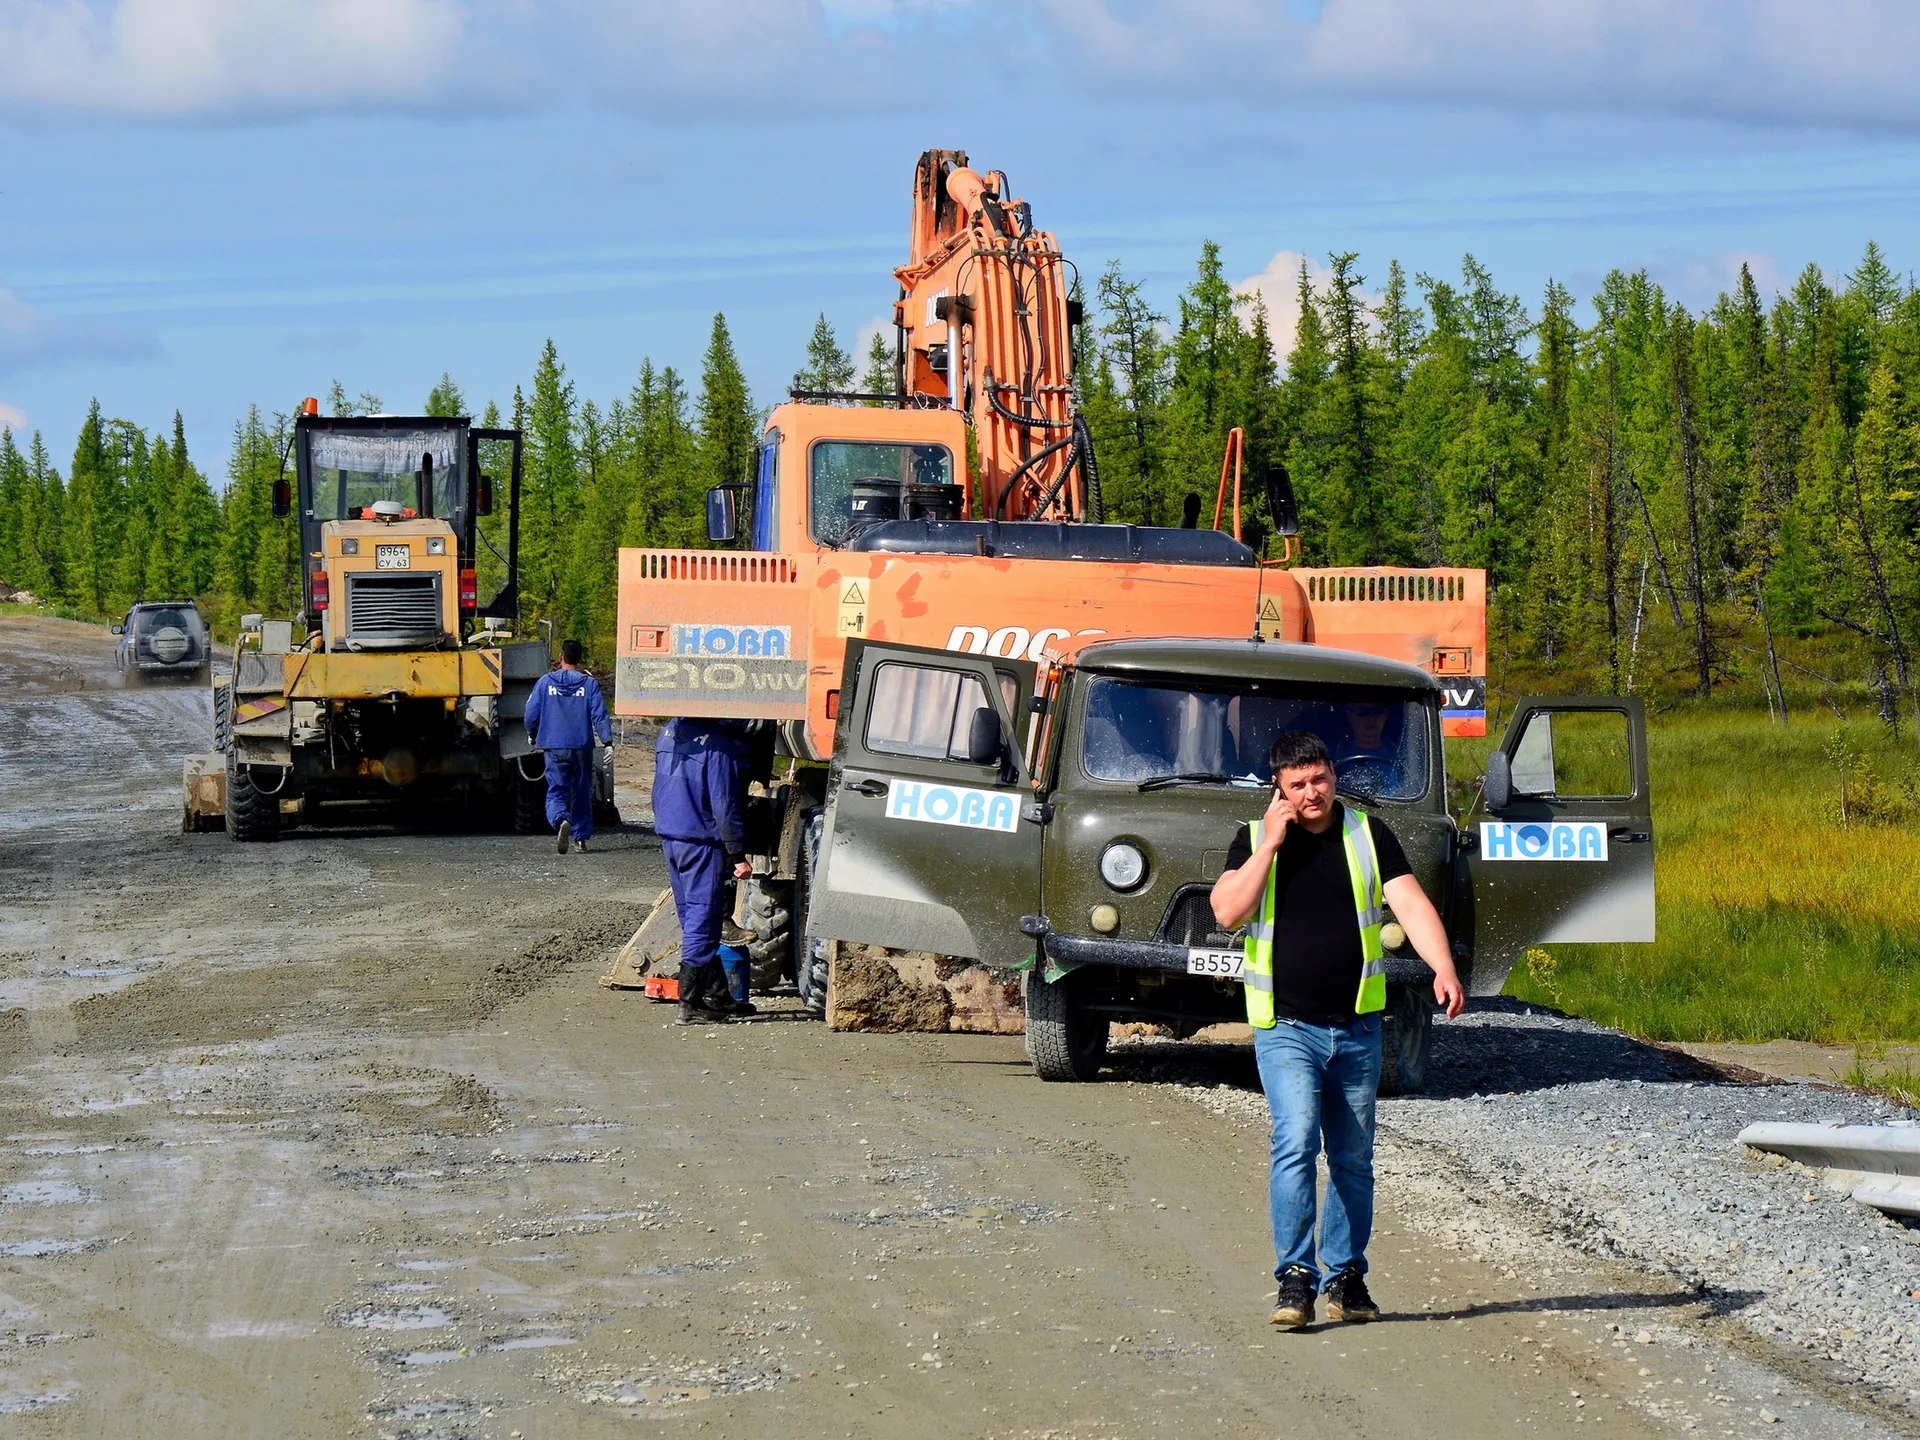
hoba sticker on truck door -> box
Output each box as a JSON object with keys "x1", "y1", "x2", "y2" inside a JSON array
[
  {"x1": 882, "y1": 778, "x2": 1020, "y2": 833},
  {"x1": 1479, "y1": 822, "x2": 1608, "y2": 861}
]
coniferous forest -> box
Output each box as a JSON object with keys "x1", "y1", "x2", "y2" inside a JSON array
[{"x1": 4, "y1": 244, "x2": 1918, "y2": 736}]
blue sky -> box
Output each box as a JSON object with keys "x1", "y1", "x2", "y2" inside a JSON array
[{"x1": 3, "y1": 0, "x2": 1920, "y2": 466}]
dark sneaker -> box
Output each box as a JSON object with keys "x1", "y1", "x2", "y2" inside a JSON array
[
  {"x1": 1269, "y1": 1266, "x2": 1317, "y2": 1330},
  {"x1": 555, "y1": 819, "x2": 571, "y2": 854},
  {"x1": 574, "y1": 836, "x2": 588, "y2": 853},
  {"x1": 1324, "y1": 1268, "x2": 1380, "y2": 1323}
]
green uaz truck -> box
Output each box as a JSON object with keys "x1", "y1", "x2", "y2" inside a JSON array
[{"x1": 807, "y1": 636, "x2": 1654, "y2": 1090}]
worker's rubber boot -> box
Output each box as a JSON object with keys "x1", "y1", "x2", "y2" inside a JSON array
[
  {"x1": 691, "y1": 962, "x2": 736, "y2": 1020},
  {"x1": 676, "y1": 963, "x2": 727, "y2": 1024}
]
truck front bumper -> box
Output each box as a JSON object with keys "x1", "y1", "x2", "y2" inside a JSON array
[{"x1": 1027, "y1": 920, "x2": 1435, "y2": 986}]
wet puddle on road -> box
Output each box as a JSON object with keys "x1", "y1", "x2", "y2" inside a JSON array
[
  {"x1": 335, "y1": 1305, "x2": 456, "y2": 1331},
  {"x1": 1, "y1": 1181, "x2": 93, "y2": 1205},
  {"x1": 0, "y1": 1238, "x2": 95, "y2": 1257}
]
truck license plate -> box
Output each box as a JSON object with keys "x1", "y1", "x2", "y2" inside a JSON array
[
  {"x1": 1186, "y1": 947, "x2": 1245, "y2": 981},
  {"x1": 375, "y1": 545, "x2": 411, "y2": 570}
]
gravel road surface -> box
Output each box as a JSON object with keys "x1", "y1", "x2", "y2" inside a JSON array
[{"x1": 0, "y1": 613, "x2": 1912, "y2": 1439}]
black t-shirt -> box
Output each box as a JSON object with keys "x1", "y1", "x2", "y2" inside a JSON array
[{"x1": 1223, "y1": 802, "x2": 1412, "y2": 1025}]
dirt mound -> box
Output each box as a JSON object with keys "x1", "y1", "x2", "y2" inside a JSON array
[{"x1": 828, "y1": 943, "x2": 953, "y2": 1032}]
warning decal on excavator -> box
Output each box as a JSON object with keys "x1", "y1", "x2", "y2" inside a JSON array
[
  {"x1": 1257, "y1": 594, "x2": 1287, "y2": 639},
  {"x1": 234, "y1": 698, "x2": 287, "y2": 725},
  {"x1": 838, "y1": 579, "x2": 869, "y2": 638}
]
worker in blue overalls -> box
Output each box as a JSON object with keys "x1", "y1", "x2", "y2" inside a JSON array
[
  {"x1": 653, "y1": 716, "x2": 754, "y2": 1023},
  {"x1": 523, "y1": 638, "x2": 612, "y2": 854}
]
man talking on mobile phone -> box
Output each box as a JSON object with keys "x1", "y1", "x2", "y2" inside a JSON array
[{"x1": 1210, "y1": 729, "x2": 1466, "y2": 1331}]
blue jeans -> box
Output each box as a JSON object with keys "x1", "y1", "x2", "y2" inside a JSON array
[
  {"x1": 544, "y1": 746, "x2": 594, "y2": 842},
  {"x1": 1252, "y1": 1014, "x2": 1383, "y2": 1285}
]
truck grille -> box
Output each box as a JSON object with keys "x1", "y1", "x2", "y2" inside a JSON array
[
  {"x1": 346, "y1": 572, "x2": 441, "y2": 642},
  {"x1": 1157, "y1": 886, "x2": 1239, "y2": 948}
]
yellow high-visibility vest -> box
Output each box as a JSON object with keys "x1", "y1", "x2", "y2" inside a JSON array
[{"x1": 1242, "y1": 804, "x2": 1388, "y2": 1028}]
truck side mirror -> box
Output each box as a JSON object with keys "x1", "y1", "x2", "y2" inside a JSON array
[
  {"x1": 272, "y1": 475, "x2": 293, "y2": 520},
  {"x1": 475, "y1": 472, "x2": 493, "y2": 517},
  {"x1": 1482, "y1": 751, "x2": 1512, "y2": 811},
  {"x1": 1263, "y1": 465, "x2": 1298, "y2": 537},
  {"x1": 110, "y1": 624, "x2": 123, "y2": 635},
  {"x1": 966, "y1": 706, "x2": 1003, "y2": 766},
  {"x1": 706, "y1": 486, "x2": 738, "y2": 544}
]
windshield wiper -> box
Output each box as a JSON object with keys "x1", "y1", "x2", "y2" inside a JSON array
[{"x1": 1138, "y1": 771, "x2": 1240, "y2": 792}]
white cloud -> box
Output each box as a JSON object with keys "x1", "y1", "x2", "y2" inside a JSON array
[
  {"x1": 1236, "y1": 250, "x2": 1333, "y2": 361},
  {"x1": 1038, "y1": 0, "x2": 1920, "y2": 131},
  {"x1": 0, "y1": 399, "x2": 26, "y2": 430},
  {"x1": 852, "y1": 313, "x2": 892, "y2": 380},
  {"x1": 3, "y1": 0, "x2": 1917, "y2": 129},
  {"x1": 0, "y1": 0, "x2": 478, "y2": 118},
  {"x1": 0, "y1": 286, "x2": 157, "y2": 374}
]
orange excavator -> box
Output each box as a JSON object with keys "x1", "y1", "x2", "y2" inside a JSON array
[{"x1": 613, "y1": 149, "x2": 1485, "y2": 1009}]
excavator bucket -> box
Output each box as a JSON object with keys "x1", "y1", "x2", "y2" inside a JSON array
[{"x1": 601, "y1": 886, "x2": 682, "y2": 993}]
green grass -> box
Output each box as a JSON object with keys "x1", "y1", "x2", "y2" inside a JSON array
[{"x1": 1446, "y1": 711, "x2": 1920, "y2": 1043}]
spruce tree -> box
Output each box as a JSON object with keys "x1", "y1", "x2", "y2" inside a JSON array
[
  {"x1": 1092, "y1": 260, "x2": 1168, "y2": 524},
  {"x1": 0, "y1": 428, "x2": 24, "y2": 587},
  {"x1": 861, "y1": 331, "x2": 895, "y2": 403},
  {"x1": 425, "y1": 373, "x2": 467, "y2": 418},
  {"x1": 523, "y1": 340, "x2": 580, "y2": 623},
  {"x1": 794, "y1": 314, "x2": 855, "y2": 396},
  {"x1": 63, "y1": 399, "x2": 118, "y2": 613},
  {"x1": 697, "y1": 314, "x2": 758, "y2": 497}
]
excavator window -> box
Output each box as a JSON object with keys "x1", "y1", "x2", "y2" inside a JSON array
[{"x1": 809, "y1": 440, "x2": 954, "y2": 545}]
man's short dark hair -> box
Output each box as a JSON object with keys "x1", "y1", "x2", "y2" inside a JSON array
[
  {"x1": 560, "y1": 638, "x2": 584, "y2": 665},
  {"x1": 1269, "y1": 730, "x2": 1331, "y2": 776}
]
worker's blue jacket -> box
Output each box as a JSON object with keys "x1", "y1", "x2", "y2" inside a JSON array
[
  {"x1": 653, "y1": 718, "x2": 750, "y2": 859},
  {"x1": 524, "y1": 667, "x2": 612, "y2": 751}
]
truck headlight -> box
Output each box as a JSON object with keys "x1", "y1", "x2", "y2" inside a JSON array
[
  {"x1": 427, "y1": 536, "x2": 447, "y2": 555},
  {"x1": 340, "y1": 539, "x2": 359, "y2": 555},
  {"x1": 1099, "y1": 841, "x2": 1146, "y2": 891}
]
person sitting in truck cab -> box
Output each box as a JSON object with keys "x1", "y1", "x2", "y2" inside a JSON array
[{"x1": 1332, "y1": 701, "x2": 1406, "y2": 798}]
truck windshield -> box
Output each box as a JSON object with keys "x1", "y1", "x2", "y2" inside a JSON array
[
  {"x1": 810, "y1": 440, "x2": 954, "y2": 544},
  {"x1": 309, "y1": 429, "x2": 462, "y2": 522},
  {"x1": 1079, "y1": 676, "x2": 1433, "y2": 802}
]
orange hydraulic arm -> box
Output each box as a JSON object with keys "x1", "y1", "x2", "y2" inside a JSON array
[{"x1": 893, "y1": 149, "x2": 1084, "y2": 525}]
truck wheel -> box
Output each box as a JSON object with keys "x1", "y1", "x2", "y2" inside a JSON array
[
  {"x1": 797, "y1": 808, "x2": 827, "y2": 1013},
  {"x1": 510, "y1": 771, "x2": 546, "y2": 835},
  {"x1": 1024, "y1": 968, "x2": 1107, "y2": 1082},
  {"x1": 225, "y1": 758, "x2": 281, "y2": 843},
  {"x1": 1377, "y1": 982, "x2": 1432, "y2": 1097},
  {"x1": 741, "y1": 878, "x2": 795, "y2": 992}
]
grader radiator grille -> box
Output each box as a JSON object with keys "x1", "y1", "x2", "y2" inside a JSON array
[{"x1": 346, "y1": 573, "x2": 441, "y2": 642}]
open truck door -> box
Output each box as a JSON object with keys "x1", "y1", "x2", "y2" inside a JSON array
[
  {"x1": 1464, "y1": 695, "x2": 1654, "y2": 995},
  {"x1": 808, "y1": 640, "x2": 1041, "y2": 969}
]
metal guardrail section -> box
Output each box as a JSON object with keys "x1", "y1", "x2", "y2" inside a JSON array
[{"x1": 1739, "y1": 1121, "x2": 1920, "y2": 1217}]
